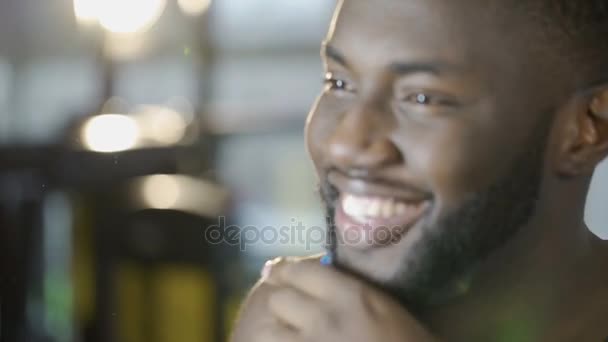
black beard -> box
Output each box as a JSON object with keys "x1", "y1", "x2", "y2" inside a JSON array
[{"x1": 320, "y1": 118, "x2": 550, "y2": 311}]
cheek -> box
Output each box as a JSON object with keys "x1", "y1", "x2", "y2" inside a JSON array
[
  {"x1": 305, "y1": 95, "x2": 345, "y2": 172},
  {"x1": 400, "y1": 120, "x2": 515, "y2": 210},
  {"x1": 305, "y1": 97, "x2": 324, "y2": 172}
]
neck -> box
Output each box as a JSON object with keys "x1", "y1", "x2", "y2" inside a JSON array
[{"x1": 425, "y1": 180, "x2": 608, "y2": 341}]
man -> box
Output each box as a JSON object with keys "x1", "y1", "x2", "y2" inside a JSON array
[{"x1": 232, "y1": 0, "x2": 608, "y2": 340}]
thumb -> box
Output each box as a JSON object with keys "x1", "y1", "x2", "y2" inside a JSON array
[{"x1": 260, "y1": 254, "x2": 325, "y2": 285}]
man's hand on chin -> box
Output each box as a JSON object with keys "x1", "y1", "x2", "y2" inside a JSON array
[{"x1": 230, "y1": 256, "x2": 440, "y2": 342}]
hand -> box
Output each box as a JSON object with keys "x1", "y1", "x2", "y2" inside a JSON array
[
  {"x1": 230, "y1": 256, "x2": 313, "y2": 342},
  {"x1": 231, "y1": 256, "x2": 440, "y2": 342}
]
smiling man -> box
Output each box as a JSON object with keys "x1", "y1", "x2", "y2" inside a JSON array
[{"x1": 231, "y1": 0, "x2": 608, "y2": 341}]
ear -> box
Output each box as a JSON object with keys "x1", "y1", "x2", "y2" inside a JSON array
[{"x1": 556, "y1": 87, "x2": 608, "y2": 177}]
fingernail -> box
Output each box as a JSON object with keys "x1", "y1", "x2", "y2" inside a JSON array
[
  {"x1": 261, "y1": 261, "x2": 272, "y2": 280},
  {"x1": 261, "y1": 257, "x2": 283, "y2": 280}
]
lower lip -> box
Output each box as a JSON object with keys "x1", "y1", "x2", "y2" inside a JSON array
[{"x1": 333, "y1": 196, "x2": 429, "y2": 250}]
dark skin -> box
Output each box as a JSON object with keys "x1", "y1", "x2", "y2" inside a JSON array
[{"x1": 232, "y1": 0, "x2": 608, "y2": 340}]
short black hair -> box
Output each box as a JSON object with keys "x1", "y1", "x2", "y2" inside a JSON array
[{"x1": 526, "y1": 1, "x2": 608, "y2": 87}]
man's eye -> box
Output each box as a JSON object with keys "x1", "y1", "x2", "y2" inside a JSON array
[
  {"x1": 323, "y1": 73, "x2": 353, "y2": 93},
  {"x1": 327, "y1": 78, "x2": 347, "y2": 90},
  {"x1": 408, "y1": 93, "x2": 431, "y2": 105},
  {"x1": 402, "y1": 92, "x2": 456, "y2": 106}
]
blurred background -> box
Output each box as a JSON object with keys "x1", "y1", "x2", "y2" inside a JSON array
[
  {"x1": 0, "y1": 0, "x2": 333, "y2": 341},
  {"x1": 0, "y1": 1, "x2": 605, "y2": 341}
]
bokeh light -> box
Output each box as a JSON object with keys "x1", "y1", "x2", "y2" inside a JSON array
[
  {"x1": 135, "y1": 175, "x2": 229, "y2": 217},
  {"x1": 98, "y1": 0, "x2": 166, "y2": 33},
  {"x1": 73, "y1": 0, "x2": 100, "y2": 24},
  {"x1": 134, "y1": 105, "x2": 188, "y2": 145},
  {"x1": 141, "y1": 175, "x2": 181, "y2": 209},
  {"x1": 178, "y1": 0, "x2": 212, "y2": 16},
  {"x1": 81, "y1": 114, "x2": 139, "y2": 153},
  {"x1": 74, "y1": 0, "x2": 167, "y2": 33}
]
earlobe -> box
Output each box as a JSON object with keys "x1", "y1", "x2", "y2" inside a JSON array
[
  {"x1": 587, "y1": 88, "x2": 608, "y2": 154},
  {"x1": 590, "y1": 91, "x2": 608, "y2": 121},
  {"x1": 555, "y1": 87, "x2": 608, "y2": 177}
]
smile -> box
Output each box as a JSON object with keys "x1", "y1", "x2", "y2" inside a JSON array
[
  {"x1": 328, "y1": 171, "x2": 432, "y2": 249},
  {"x1": 341, "y1": 193, "x2": 429, "y2": 225}
]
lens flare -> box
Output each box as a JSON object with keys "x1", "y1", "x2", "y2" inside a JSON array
[
  {"x1": 141, "y1": 175, "x2": 181, "y2": 209},
  {"x1": 82, "y1": 114, "x2": 139, "y2": 153},
  {"x1": 99, "y1": 0, "x2": 166, "y2": 33},
  {"x1": 73, "y1": 0, "x2": 100, "y2": 24}
]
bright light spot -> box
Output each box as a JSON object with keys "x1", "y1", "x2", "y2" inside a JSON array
[
  {"x1": 135, "y1": 106, "x2": 187, "y2": 145},
  {"x1": 178, "y1": 0, "x2": 211, "y2": 16},
  {"x1": 82, "y1": 114, "x2": 139, "y2": 152},
  {"x1": 74, "y1": 0, "x2": 100, "y2": 24},
  {"x1": 134, "y1": 175, "x2": 228, "y2": 217},
  {"x1": 98, "y1": 0, "x2": 166, "y2": 33},
  {"x1": 141, "y1": 175, "x2": 181, "y2": 209}
]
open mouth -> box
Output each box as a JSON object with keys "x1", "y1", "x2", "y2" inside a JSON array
[{"x1": 328, "y1": 171, "x2": 432, "y2": 249}]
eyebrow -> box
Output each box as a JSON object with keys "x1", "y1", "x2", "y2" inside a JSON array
[
  {"x1": 389, "y1": 62, "x2": 450, "y2": 76},
  {"x1": 322, "y1": 42, "x2": 459, "y2": 76},
  {"x1": 322, "y1": 43, "x2": 349, "y2": 67}
]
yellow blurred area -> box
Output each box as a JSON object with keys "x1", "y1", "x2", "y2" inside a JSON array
[{"x1": 116, "y1": 264, "x2": 216, "y2": 342}]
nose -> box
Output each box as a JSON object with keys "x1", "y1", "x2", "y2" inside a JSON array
[{"x1": 327, "y1": 100, "x2": 402, "y2": 171}]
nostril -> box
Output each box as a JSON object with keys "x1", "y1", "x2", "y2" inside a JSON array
[
  {"x1": 355, "y1": 139, "x2": 403, "y2": 167},
  {"x1": 327, "y1": 133, "x2": 402, "y2": 170}
]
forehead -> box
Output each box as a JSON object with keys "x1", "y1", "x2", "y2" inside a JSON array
[{"x1": 327, "y1": 0, "x2": 523, "y2": 77}]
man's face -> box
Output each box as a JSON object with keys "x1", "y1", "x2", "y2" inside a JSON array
[{"x1": 306, "y1": 0, "x2": 557, "y2": 305}]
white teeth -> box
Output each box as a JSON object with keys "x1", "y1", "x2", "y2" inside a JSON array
[
  {"x1": 367, "y1": 200, "x2": 381, "y2": 217},
  {"x1": 342, "y1": 194, "x2": 418, "y2": 220},
  {"x1": 343, "y1": 194, "x2": 366, "y2": 223},
  {"x1": 395, "y1": 202, "x2": 407, "y2": 215},
  {"x1": 381, "y1": 200, "x2": 395, "y2": 219}
]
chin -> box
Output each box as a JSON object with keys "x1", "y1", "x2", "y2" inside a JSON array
[{"x1": 332, "y1": 208, "x2": 437, "y2": 286}]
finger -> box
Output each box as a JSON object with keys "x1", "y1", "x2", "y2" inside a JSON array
[
  {"x1": 268, "y1": 286, "x2": 333, "y2": 332},
  {"x1": 231, "y1": 282, "x2": 279, "y2": 342},
  {"x1": 261, "y1": 255, "x2": 324, "y2": 285},
  {"x1": 277, "y1": 257, "x2": 362, "y2": 302},
  {"x1": 260, "y1": 257, "x2": 286, "y2": 285}
]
